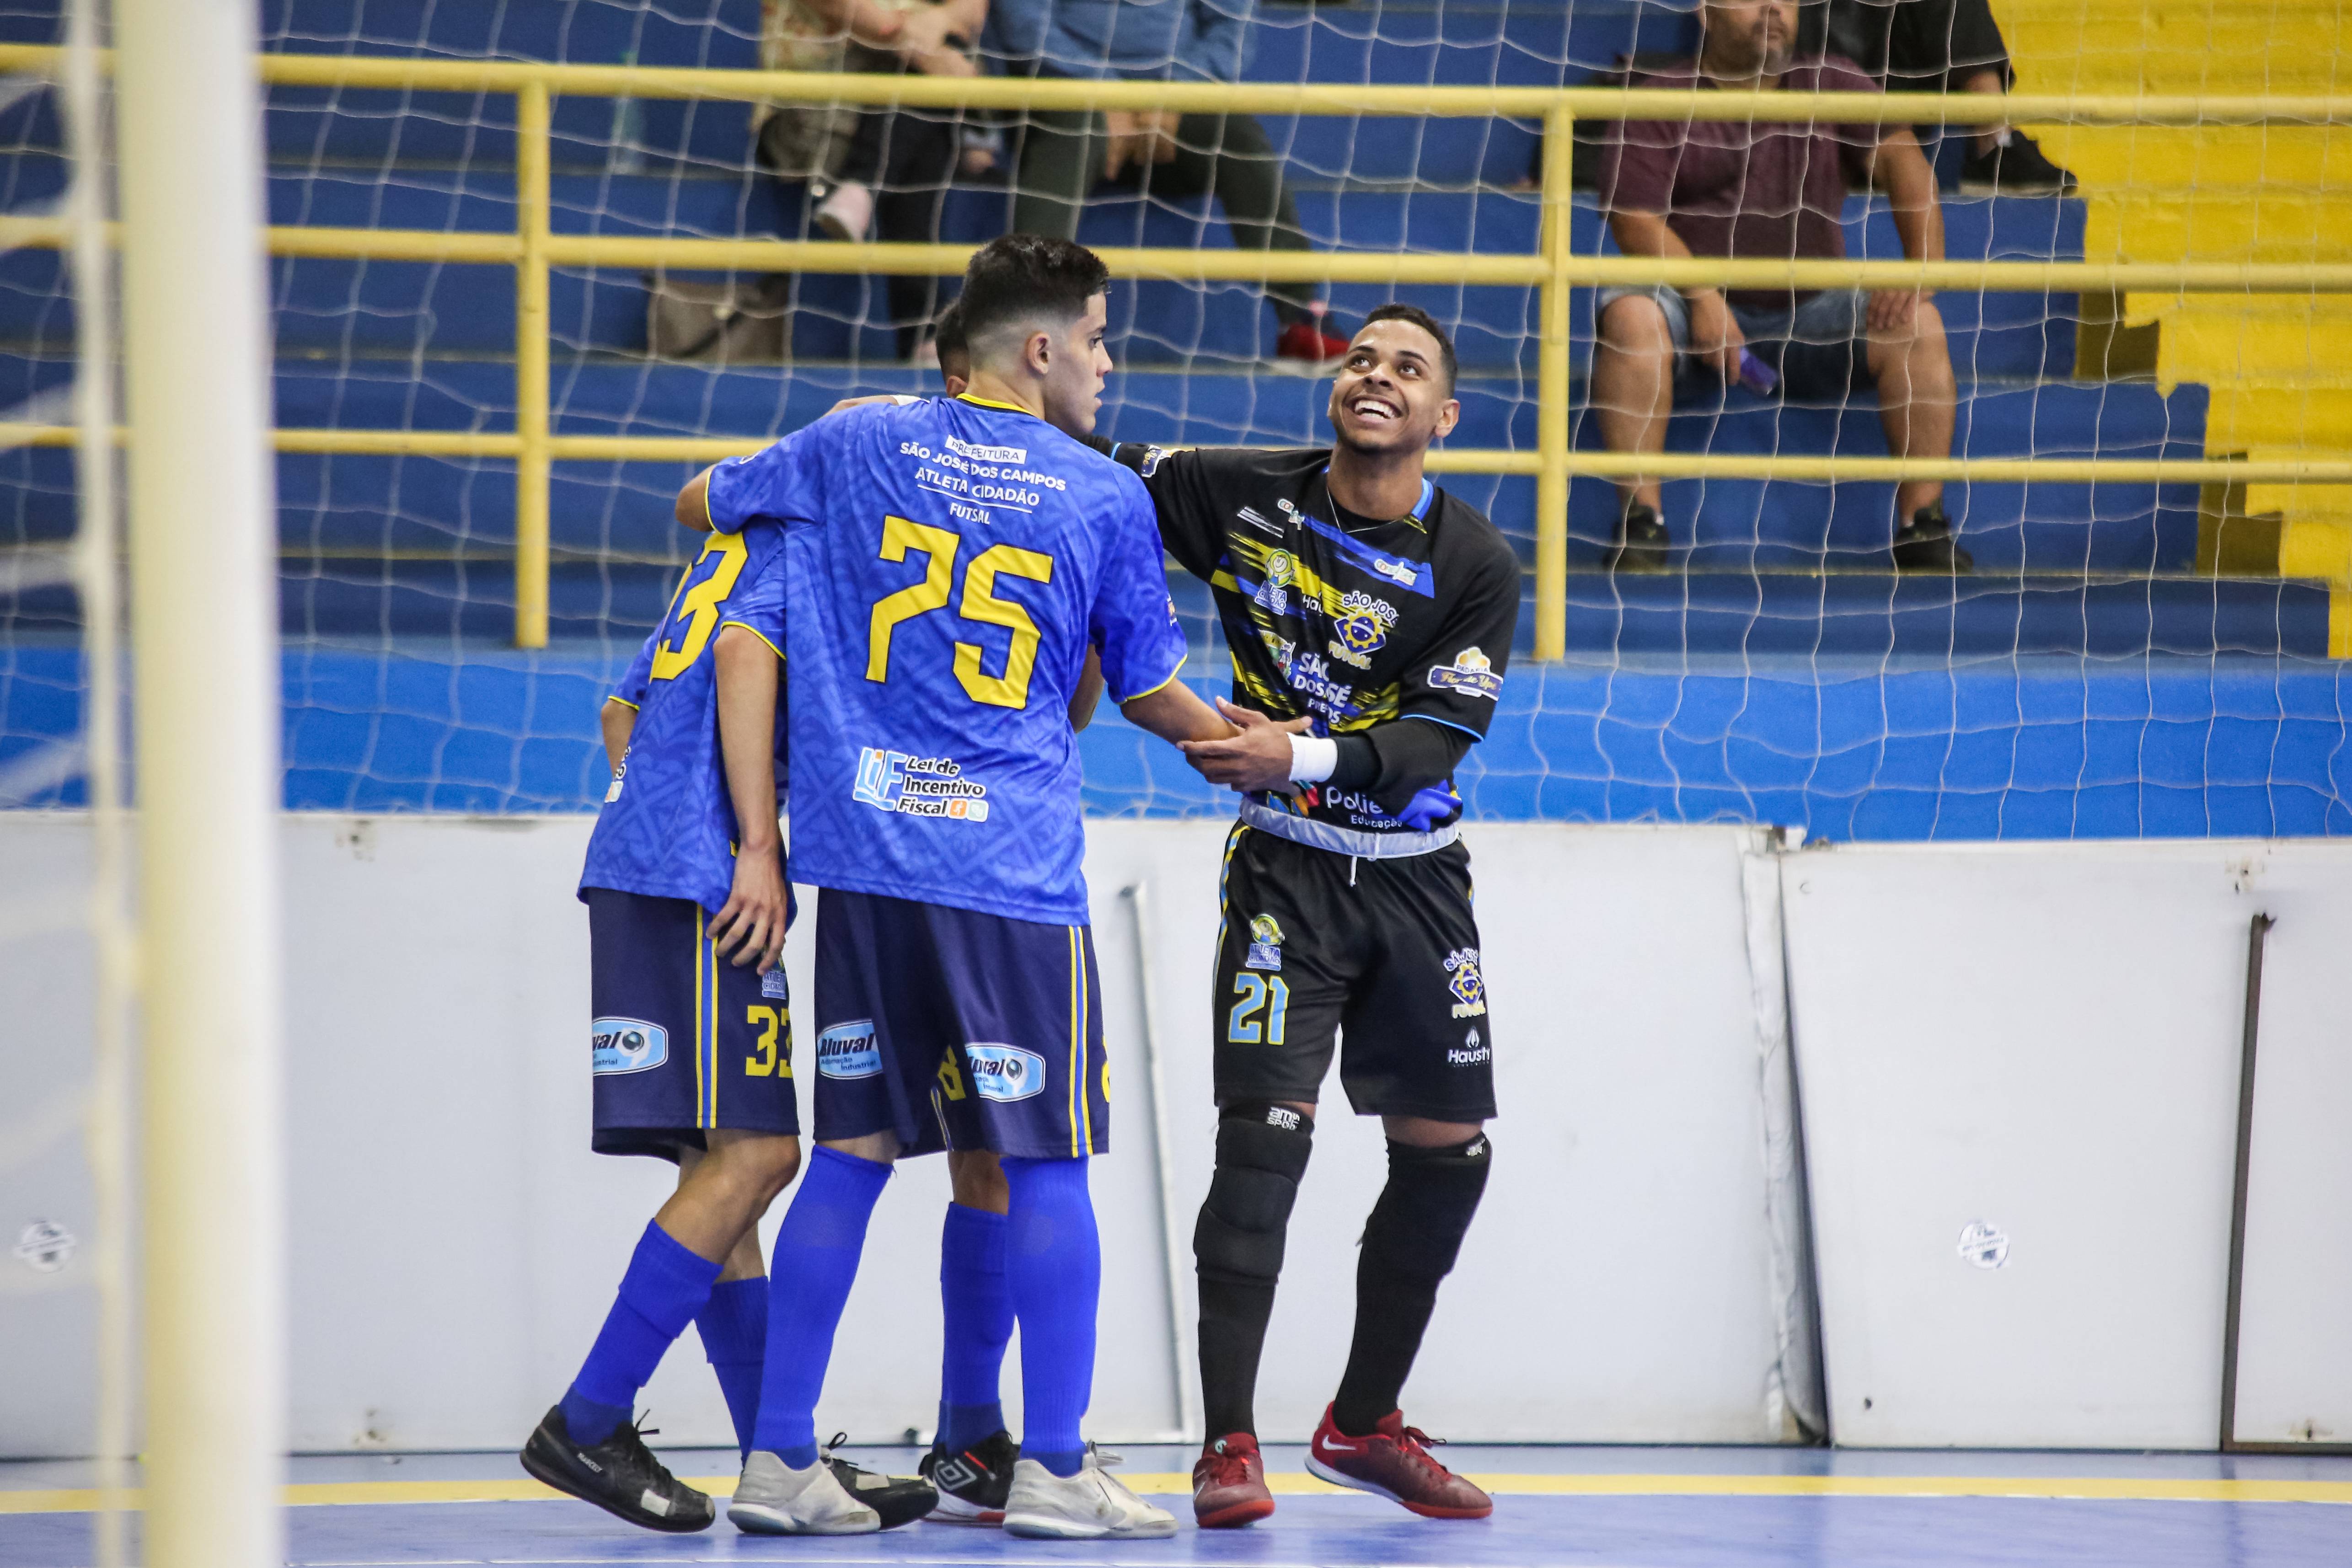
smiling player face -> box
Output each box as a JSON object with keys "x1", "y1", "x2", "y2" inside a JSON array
[
  {"x1": 1039, "y1": 290, "x2": 1114, "y2": 439},
  {"x1": 1327, "y1": 318, "x2": 1460, "y2": 458}
]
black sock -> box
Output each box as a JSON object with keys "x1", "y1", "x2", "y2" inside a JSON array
[
  {"x1": 1331, "y1": 1274, "x2": 1441, "y2": 1436},
  {"x1": 1198, "y1": 1277, "x2": 1278, "y2": 1438},
  {"x1": 1328, "y1": 1134, "x2": 1492, "y2": 1438}
]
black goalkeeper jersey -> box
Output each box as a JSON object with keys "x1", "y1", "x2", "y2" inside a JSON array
[{"x1": 1109, "y1": 443, "x2": 1521, "y2": 840}]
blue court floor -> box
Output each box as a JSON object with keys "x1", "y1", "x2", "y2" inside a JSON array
[{"x1": 8, "y1": 1444, "x2": 2352, "y2": 1567}]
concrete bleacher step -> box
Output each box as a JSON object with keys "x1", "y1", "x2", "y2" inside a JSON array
[
  {"x1": 1559, "y1": 569, "x2": 2333, "y2": 658},
  {"x1": 0, "y1": 159, "x2": 2087, "y2": 377}
]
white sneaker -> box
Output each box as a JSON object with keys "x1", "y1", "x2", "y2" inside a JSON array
[
  {"x1": 814, "y1": 180, "x2": 874, "y2": 242},
  {"x1": 1002, "y1": 1448, "x2": 1178, "y2": 1540},
  {"x1": 727, "y1": 1449, "x2": 881, "y2": 1535}
]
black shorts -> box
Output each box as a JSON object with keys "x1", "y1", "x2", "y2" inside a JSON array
[
  {"x1": 1211, "y1": 824, "x2": 1496, "y2": 1122},
  {"x1": 586, "y1": 887, "x2": 800, "y2": 1160},
  {"x1": 812, "y1": 888, "x2": 1110, "y2": 1160}
]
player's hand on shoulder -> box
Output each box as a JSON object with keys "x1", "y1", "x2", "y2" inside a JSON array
[
  {"x1": 1180, "y1": 697, "x2": 1313, "y2": 792},
  {"x1": 824, "y1": 393, "x2": 908, "y2": 420},
  {"x1": 708, "y1": 849, "x2": 789, "y2": 974}
]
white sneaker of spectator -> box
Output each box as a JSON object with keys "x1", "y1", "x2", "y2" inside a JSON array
[{"x1": 815, "y1": 180, "x2": 874, "y2": 243}]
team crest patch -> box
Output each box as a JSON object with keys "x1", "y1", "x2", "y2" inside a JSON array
[
  {"x1": 964, "y1": 1043, "x2": 1047, "y2": 1103},
  {"x1": 1428, "y1": 646, "x2": 1503, "y2": 701},
  {"x1": 592, "y1": 1018, "x2": 669, "y2": 1075},
  {"x1": 817, "y1": 1020, "x2": 883, "y2": 1079},
  {"x1": 1444, "y1": 948, "x2": 1488, "y2": 1019},
  {"x1": 1327, "y1": 591, "x2": 1397, "y2": 670},
  {"x1": 1253, "y1": 549, "x2": 1298, "y2": 617},
  {"x1": 1139, "y1": 444, "x2": 1171, "y2": 477},
  {"x1": 761, "y1": 968, "x2": 790, "y2": 1000},
  {"x1": 1245, "y1": 912, "x2": 1285, "y2": 972}
]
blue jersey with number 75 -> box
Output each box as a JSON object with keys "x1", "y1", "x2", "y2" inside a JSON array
[
  {"x1": 705, "y1": 394, "x2": 1185, "y2": 926},
  {"x1": 578, "y1": 525, "x2": 789, "y2": 912}
]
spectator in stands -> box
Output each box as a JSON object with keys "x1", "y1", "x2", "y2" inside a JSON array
[
  {"x1": 982, "y1": 0, "x2": 1351, "y2": 364},
  {"x1": 1803, "y1": 0, "x2": 2075, "y2": 193},
  {"x1": 756, "y1": 0, "x2": 988, "y2": 360},
  {"x1": 1591, "y1": 0, "x2": 1967, "y2": 573}
]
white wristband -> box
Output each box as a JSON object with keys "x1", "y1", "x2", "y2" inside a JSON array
[{"x1": 1289, "y1": 733, "x2": 1339, "y2": 784}]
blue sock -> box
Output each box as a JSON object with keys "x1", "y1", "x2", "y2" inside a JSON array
[
  {"x1": 1002, "y1": 1156, "x2": 1098, "y2": 1478},
  {"x1": 752, "y1": 1146, "x2": 892, "y2": 1466},
  {"x1": 937, "y1": 1202, "x2": 1013, "y2": 1451},
  {"x1": 563, "y1": 1221, "x2": 722, "y2": 1446},
  {"x1": 696, "y1": 1275, "x2": 769, "y2": 1460}
]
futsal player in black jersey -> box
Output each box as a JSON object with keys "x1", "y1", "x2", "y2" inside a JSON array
[{"x1": 1099, "y1": 306, "x2": 1519, "y2": 1526}]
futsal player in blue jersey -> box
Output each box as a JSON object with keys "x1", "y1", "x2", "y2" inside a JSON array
[
  {"x1": 675, "y1": 235, "x2": 1232, "y2": 1539},
  {"x1": 519, "y1": 531, "x2": 934, "y2": 1535}
]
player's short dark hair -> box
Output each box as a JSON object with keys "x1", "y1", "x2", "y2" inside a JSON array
[
  {"x1": 932, "y1": 295, "x2": 969, "y2": 379},
  {"x1": 958, "y1": 235, "x2": 1111, "y2": 361},
  {"x1": 1360, "y1": 303, "x2": 1457, "y2": 393}
]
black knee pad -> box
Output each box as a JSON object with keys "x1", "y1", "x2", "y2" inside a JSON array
[
  {"x1": 1360, "y1": 1132, "x2": 1491, "y2": 1284},
  {"x1": 1192, "y1": 1102, "x2": 1315, "y2": 1288}
]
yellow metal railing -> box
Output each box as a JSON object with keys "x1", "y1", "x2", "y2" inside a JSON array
[{"x1": 5, "y1": 47, "x2": 2351, "y2": 655}]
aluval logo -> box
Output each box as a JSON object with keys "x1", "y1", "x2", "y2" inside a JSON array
[
  {"x1": 963, "y1": 1043, "x2": 1046, "y2": 1103},
  {"x1": 818, "y1": 1021, "x2": 884, "y2": 1079},
  {"x1": 592, "y1": 1017, "x2": 669, "y2": 1075}
]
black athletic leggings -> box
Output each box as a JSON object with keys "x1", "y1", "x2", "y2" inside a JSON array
[
  {"x1": 1010, "y1": 102, "x2": 1318, "y2": 327},
  {"x1": 835, "y1": 105, "x2": 960, "y2": 356}
]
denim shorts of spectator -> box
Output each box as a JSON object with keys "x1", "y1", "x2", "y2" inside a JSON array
[{"x1": 1596, "y1": 285, "x2": 1875, "y2": 403}]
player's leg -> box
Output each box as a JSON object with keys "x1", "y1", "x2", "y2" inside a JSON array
[
  {"x1": 1191, "y1": 826, "x2": 1351, "y2": 1528},
  {"x1": 1301, "y1": 845, "x2": 1496, "y2": 1520},
  {"x1": 1009, "y1": 106, "x2": 1097, "y2": 242},
  {"x1": 523, "y1": 889, "x2": 802, "y2": 1534},
  {"x1": 920, "y1": 1150, "x2": 1019, "y2": 1522},
  {"x1": 919, "y1": 908, "x2": 1170, "y2": 1540},
  {"x1": 731, "y1": 891, "x2": 946, "y2": 1536},
  {"x1": 1592, "y1": 287, "x2": 1685, "y2": 570}
]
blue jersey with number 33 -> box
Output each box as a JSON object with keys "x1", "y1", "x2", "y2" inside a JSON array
[
  {"x1": 578, "y1": 526, "x2": 789, "y2": 912},
  {"x1": 706, "y1": 395, "x2": 1185, "y2": 926}
]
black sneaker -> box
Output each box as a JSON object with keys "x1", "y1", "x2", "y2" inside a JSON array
[
  {"x1": 920, "y1": 1429, "x2": 1021, "y2": 1524},
  {"x1": 1959, "y1": 132, "x2": 2075, "y2": 195},
  {"x1": 822, "y1": 1433, "x2": 938, "y2": 1530},
  {"x1": 520, "y1": 1405, "x2": 714, "y2": 1533},
  {"x1": 1892, "y1": 505, "x2": 1975, "y2": 573},
  {"x1": 1604, "y1": 502, "x2": 1670, "y2": 573}
]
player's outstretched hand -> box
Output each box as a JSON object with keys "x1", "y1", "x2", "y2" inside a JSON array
[
  {"x1": 1180, "y1": 697, "x2": 1313, "y2": 792},
  {"x1": 825, "y1": 393, "x2": 902, "y2": 419},
  {"x1": 708, "y1": 852, "x2": 788, "y2": 974}
]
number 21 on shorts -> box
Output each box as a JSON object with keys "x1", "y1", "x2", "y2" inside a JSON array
[{"x1": 1227, "y1": 973, "x2": 1289, "y2": 1044}]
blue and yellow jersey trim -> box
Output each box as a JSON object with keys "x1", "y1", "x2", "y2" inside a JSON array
[
  {"x1": 955, "y1": 392, "x2": 1039, "y2": 418},
  {"x1": 693, "y1": 911, "x2": 722, "y2": 1129},
  {"x1": 717, "y1": 619, "x2": 786, "y2": 663},
  {"x1": 605, "y1": 694, "x2": 642, "y2": 712},
  {"x1": 1114, "y1": 653, "x2": 1188, "y2": 706},
  {"x1": 1066, "y1": 926, "x2": 1093, "y2": 1157}
]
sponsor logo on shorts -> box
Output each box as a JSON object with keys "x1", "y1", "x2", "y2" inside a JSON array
[
  {"x1": 1245, "y1": 912, "x2": 1285, "y2": 972},
  {"x1": 854, "y1": 748, "x2": 991, "y2": 822},
  {"x1": 592, "y1": 1017, "x2": 669, "y2": 1075},
  {"x1": 1327, "y1": 591, "x2": 1398, "y2": 670},
  {"x1": 761, "y1": 968, "x2": 790, "y2": 1000},
  {"x1": 1449, "y1": 1026, "x2": 1491, "y2": 1066},
  {"x1": 817, "y1": 1020, "x2": 884, "y2": 1079},
  {"x1": 1444, "y1": 947, "x2": 1488, "y2": 1019},
  {"x1": 1428, "y1": 646, "x2": 1503, "y2": 701},
  {"x1": 963, "y1": 1042, "x2": 1047, "y2": 1103}
]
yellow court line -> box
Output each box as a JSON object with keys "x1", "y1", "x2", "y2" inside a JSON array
[{"x1": 8, "y1": 1472, "x2": 2352, "y2": 1515}]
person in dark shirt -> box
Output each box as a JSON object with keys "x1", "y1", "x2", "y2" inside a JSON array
[
  {"x1": 1592, "y1": 0, "x2": 1968, "y2": 574},
  {"x1": 1100, "y1": 306, "x2": 1516, "y2": 1530},
  {"x1": 1803, "y1": 0, "x2": 2075, "y2": 193}
]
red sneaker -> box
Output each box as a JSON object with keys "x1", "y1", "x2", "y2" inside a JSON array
[
  {"x1": 1191, "y1": 1432, "x2": 1275, "y2": 1529},
  {"x1": 1305, "y1": 1405, "x2": 1492, "y2": 1520},
  {"x1": 1275, "y1": 319, "x2": 1350, "y2": 364}
]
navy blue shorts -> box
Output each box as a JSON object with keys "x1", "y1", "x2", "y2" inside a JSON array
[
  {"x1": 586, "y1": 887, "x2": 799, "y2": 1160},
  {"x1": 811, "y1": 889, "x2": 1109, "y2": 1160}
]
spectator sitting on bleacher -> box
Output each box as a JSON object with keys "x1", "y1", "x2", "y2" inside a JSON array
[
  {"x1": 1803, "y1": 0, "x2": 2075, "y2": 194},
  {"x1": 984, "y1": 0, "x2": 1351, "y2": 364},
  {"x1": 756, "y1": 0, "x2": 989, "y2": 361},
  {"x1": 1591, "y1": 0, "x2": 1967, "y2": 574}
]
